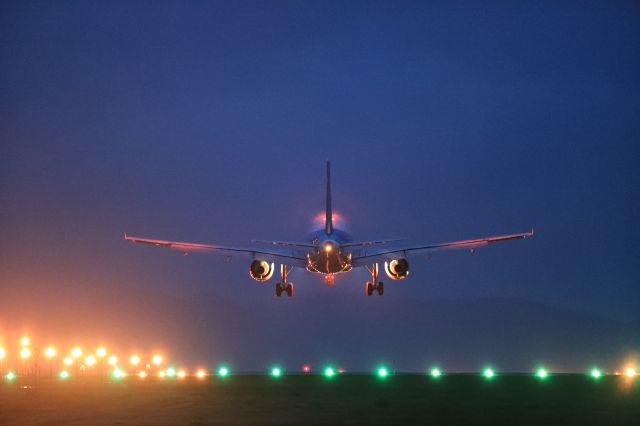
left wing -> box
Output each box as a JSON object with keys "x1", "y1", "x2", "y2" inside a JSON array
[
  {"x1": 352, "y1": 229, "x2": 533, "y2": 266},
  {"x1": 124, "y1": 233, "x2": 307, "y2": 267}
]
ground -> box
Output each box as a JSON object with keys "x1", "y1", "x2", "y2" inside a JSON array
[{"x1": 1, "y1": 374, "x2": 639, "y2": 425}]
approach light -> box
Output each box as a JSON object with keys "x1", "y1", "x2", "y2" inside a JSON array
[
  {"x1": 138, "y1": 371, "x2": 147, "y2": 379},
  {"x1": 85, "y1": 355, "x2": 96, "y2": 367},
  {"x1": 20, "y1": 337, "x2": 30, "y2": 347},
  {"x1": 152, "y1": 355, "x2": 163, "y2": 366},
  {"x1": 129, "y1": 355, "x2": 140, "y2": 366},
  {"x1": 63, "y1": 356, "x2": 73, "y2": 366},
  {"x1": 166, "y1": 367, "x2": 176, "y2": 377},
  {"x1": 0, "y1": 347, "x2": 6, "y2": 359},
  {"x1": 45, "y1": 346, "x2": 57, "y2": 359},
  {"x1": 71, "y1": 347, "x2": 82, "y2": 358},
  {"x1": 430, "y1": 368, "x2": 442, "y2": 378},
  {"x1": 20, "y1": 348, "x2": 31, "y2": 359},
  {"x1": 158, "y1": 371, "x2": 166, "y2": 378},
  {"x1": 218, "y1": 367, "x2": 229, "y2": 377},
  {"x1": 177, "y1": 370, "x2": 186, "y2": 379},
  {"x1": 196, "y1": 370, "x2": 207, "y2": 379},
  {"x1": 59, "y1": 370, "x2": 70, "y2": 380},
  {"x1": 107, "y1": 355, "x2": 118, "y2": 366},
  {"x1": 591, "y1": 369, "x2": 602, "y2": 379},
  {"x1": 96, "y1": 347, "x2": 107, "y2": 358},
  {"x1": 483, "y1": 368, "x2": 495, "y2": 379},
  {"x1": 271, "y1": 367, "x2": 282, "y2": 377},
  {"x1": 5, "y1": 371, "x2": 16, "y2": 381},
  {"x1": 625, "y1": 367, "x2": 636, "y2": 377},
  {"x1": 324, "y1": 367, "x2": 336, "y2": 378},
  {"x1": 377, "y1": 367, "x2": 389, "y2": 378}
]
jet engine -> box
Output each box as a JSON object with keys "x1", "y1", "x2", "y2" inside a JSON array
[
  {"x1": 384, "y1": 258, "x2": 410, "y2": 280},
  {"x1": 249, "y1": 260, "x2": 275, "y2": 281}
]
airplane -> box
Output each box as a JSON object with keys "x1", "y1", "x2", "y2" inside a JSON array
[{"x1": 125, "y1": 161, "x2": 533, "y2": 297}]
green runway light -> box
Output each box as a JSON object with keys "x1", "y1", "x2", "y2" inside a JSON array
[
  {"x1": 112, "y1": 368, "x2": 126, "y2": 379},
  {"x1": 483, "y1": 368, "x2": 495, "y2": 379},
  {"x1": 536, "y1": 368, "x2": 548, "y2": 379},
  {"x1": 59, "y1": 370, "x2": 70, "y2": 380},
  {"x1": 271, "y1": 367, "x2": 282, "y2": 377},
  {"x1": 591, "y1": 369, "x2": 602, "y2": 379},
  {"x1": 218, "y1": 367, "x2": 229, "y2": 377},
  {"x1": 5, "y1": 371, "x2": 16, "y2": 381},
  {"x1": 166, "y1": 367, "x2": 176, "y2": 377},
  {"x1": 324, "y1": 367, "x2": 336, "y2": 378},
  {"x1": 377, "y1": 367, "x2": 389, "y2": 378},
  {"x1": 430, "y1": 368, "x2": 442, "y2": 378}
]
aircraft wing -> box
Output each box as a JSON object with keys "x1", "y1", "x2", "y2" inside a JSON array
[
  {"x1": 124, "y1": 233, "x2": 307, "y2": 267},
  {"x1": 352, "y1": 229, "x2": 533, "y2": 266}
]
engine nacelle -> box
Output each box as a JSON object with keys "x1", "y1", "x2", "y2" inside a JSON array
[
  {"x1": 249, "y1": 260, "x2": 275, "y2": 282},
  {"x1": 384, "y1": 258, "x2": 410, "y2": 280}
]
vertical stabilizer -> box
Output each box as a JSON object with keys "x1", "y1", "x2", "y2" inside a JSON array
[{"x1": 325, "y1": 160, "x2": 333, "y2": 235}]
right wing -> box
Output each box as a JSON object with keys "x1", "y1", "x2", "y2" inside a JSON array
[{"x1": 124, "y1": 233, "x2": 307, "y2": 267}]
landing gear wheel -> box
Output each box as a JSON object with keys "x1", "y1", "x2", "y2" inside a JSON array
[
  {"x1": 286, "y1": 283, "x2": 294, "y2": 297},
  {"x1": 377, "y1": 282, "x2": 384, "y2": 296},
  {"x1": 366, "y1": 282, "x2": 374, "y2": 296},
  {"x1": 275, "y1": 282, "x2": 283, "y2": 297}
]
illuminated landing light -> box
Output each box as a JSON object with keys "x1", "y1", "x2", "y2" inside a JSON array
[
  {"x1": 166, "y1": 368, "x2": 176, "y2": 378},
  {"x1": 591, "y1": 369, "x2": 603, "y2": 379},
  {"x1": 71, "y1": 347, "x2": 82, "y2": 359},
  {"x1": 45, "y1": 346, "x2": 57, "y2": 359},
  {"x1": 20, "y1": 337, "x2": 30, "y2": 347},
  {"x1": 59, "y1": 370, "x2": 70, "y2": 380},
  {"x1": 302, "y1": 365, "x2": 311, "y2": 373},
  {"x1": 324, "y1": 367, "x2": 336, "y2": 378},
  {"x1": 138, "y1": 371, "x2": 147, "y2": 379},
  {"x1": 158, "y1": 371, "x2": 166, "y2": 378},
  {"x1": 324, "y1": 243, "x2": 332, "y2": 253},
  {"x1": 376, "y1": 367, "x2": 389, "y2": 378},
  {"x1": 113, "y1": 368, "x2": 126, "y2": 379},
  {"x1": 85, "y1": 355, "x2": 96, "y2": 367},
  {"x1": 625, "y1": 367, "x2": 636, "y2": 377},
  {"x1": 6, "y1": 371, "x2": 16, "y2": 381},
  {"x1": 536, "y1": 368, "x2": 549, "y2": 379},
  {"x1": 483, "y1": 368, "x2": 495, "y2": 379},
  {"x1": 430, "y1": 368, "x2": 442, "y2": 378},
  {"x1": 152, "y1": 355, "x2": 163, "y2": 366},
  {"x1": 177, "y1": 370, "x2": 186, "y2": 379},
  {"x1": 218, "y1": 367, "x2": 229, "y2": 377},
  {"x1": 196, "y1": 370, "x2": 207, "y2": 379},
  {"x1": 271, "y1": 367, "x2": 282, "y2": 377},
  {"x1": 129, "y1": 355, "x2": 140, "y2": 366},
  {"x1": 20, "y1": 348, "x2": 31, "y2": 359}
]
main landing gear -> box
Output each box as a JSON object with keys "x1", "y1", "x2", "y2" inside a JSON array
[
  {"x1": 365, "y1": 263, "x2": 384, "y2": 296},
  {"x1": 276, "y1": 264, "x2": 294, "y2": 297}
]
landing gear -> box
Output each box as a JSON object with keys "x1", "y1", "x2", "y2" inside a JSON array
[
  {"x1": 324, "y1": 274, "x2": 335, "y2": 285},
  {"x1": 365, "y1": 263, "x2": 384, "y2": 296},
  {"x1": 276, "y1": 264, "x2": 294, "y2": 297}
]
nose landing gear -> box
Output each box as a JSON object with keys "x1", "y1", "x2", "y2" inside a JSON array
[
  {"x1": 324, "y1": 274, "x2": 335, "y2": 285},
  {"x1": 276, "y1": 264, "x2": 294, "y2": 297},
  {"x1": 365, "y1": 263, "x2": 384, "y2": 296}
]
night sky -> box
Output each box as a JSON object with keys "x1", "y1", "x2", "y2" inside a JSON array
[{"x1": 1, "y1": 1, "x2": 639, "y2": 372}]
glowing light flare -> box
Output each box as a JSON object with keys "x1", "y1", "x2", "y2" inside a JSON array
[
  {"x1": 45, "y1": 346, "x2": 57, "y2": 359},
  {"x1": 196, "y1": 370, "x2": 207, "y2": 379},
  {"x1": 20, "y1": 337, "x2": 30, "y2": 347},
  {"x1": 324, "y1": 243, "x2": 332, "y2": 253},
  {"x1": 152, "y1": 355, "x2": 163, "y2": 366},
  {"x1": 166, "y1": 368, "x2": 176, "y2": 377},
  {"x1": 113, "y1": 368, "x2": 126, "y2": 379},
  {"x1": 218, "y1": 367, "x2": 229, "y2": 377},
  {"x1": 71, "y1": 347, "x2": 83, "y2": 358},
  {"x1": 324, "y1": 367, "x2": 336, "y2": 378},
  {"x1": 302, "y1": 365, "x2": 311, "y2": 373},
  {"x1": 138, "y1": 371, "x2": 147, "y2": 379},
  {"x1": 129, "y1": 355, "x2": 140, "y2": 366},
  {"x1": 85, "y1": 355, "x2": 97, "y2": 367},
  {"x1": 96, "y1": 347, "x2": 107, "y2": 358},
  {"x1": 20, "y1": 348, "x2": 31, "y2": 359},
  {"x1": 107, "y1": 355, "x2": 118, "y2": 366},
  {"x1": 271, "y1": 367, "x2": 282, "y2": 377},
  {"x1": 158, "y1": 371, "x2": 166, "y2": 378},
  {"x1": 536, "y1": 368, "x2": 549, "y2": 379},
  {"x1": 0, "y1": 347, "x2": 6, "y2": 359},
  {"x1": 625, "y1": 367, "x2": 636, "y2": 377},
  {"x1": 591, "y1": 369, "x2": 602, "y2": 379},
  {"x1": 430, "y1": 368, "x2": 442, "y2": 378},
  {"x1": 6, "y1": 371, "x2": 16, "y2": 381},
  {"x1": 483, "y1": 368, "x2": 495, "y2": 379},
  {"x1": 59, "y1": 370, "x2": 70, "y2": 380},
  {"x1": 177, "y1": 370, "x2": 186, "y2": 379},
  {"x1": 377, "y1": 367, "x2": 389, "y2": 378},
  {"x1": 63, "y1": 356, "x2": 73, "y2": 366}
]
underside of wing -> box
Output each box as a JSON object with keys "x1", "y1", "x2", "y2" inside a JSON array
[
  {"x1": 352, "y1": 229, "x2": 534, "y2": 266},
  {"x1": 124, "y1": 233, "x2": 307, "y2": 267}
]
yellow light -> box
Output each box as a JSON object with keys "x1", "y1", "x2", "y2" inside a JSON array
[
  {"x1": 0, "y1": 348, "x2": 6, "y2": 359},
  {"x1": 71, "y1": 347, "x2": 82, "y2": 358},
  {"x1": 64, "y1": 356, "x2": 73, "y2": 366},
  {"x1": 152, "y1": 354, "x2": 163, "y2": 366},
  {"x1": 85, "y1": 355, "x2": 97, "y2": 367},
  {"x1": 20, "y1": 347, "x2": 31, "y2": 359},
  {"x1": 196, "y1": 370, "x2": 207, "y2": 379},
  {"x1": 177, "y1": 370, "x2": 186, "y2": 379},
  {"x1": 130, "y1": 355, "x2": 140, "y2": 366},
  {"x1": 45, "y1": 346, "x2": 57, "y2": 359},
  {"x1": 96, "y1": 347, "x2": 107, "y2": 358},
  {"x1": 138, "y1": 371, "x2": 147, "y2": 378},
  {"x1": 625, "y1": 367, "x2": 636, "y2": 377},
  {"x1": 324, "y1": 243, "x2": 332, "y2": 253},
  {"x1": 158, "y1": 371, "x2": 166, "y2": 378},
  {"x1": 107, "y1": 355, "x2": 118, "y2": 366},
  {"x1": 20, "y1": 337, "x2": 30, "y2": 347}
]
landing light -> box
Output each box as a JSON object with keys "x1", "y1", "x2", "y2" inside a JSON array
[{"x1": 324, "y1": 243, "x2": 332, "y2": 253}]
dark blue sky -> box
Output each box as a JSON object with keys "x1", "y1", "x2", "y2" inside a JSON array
[{"x1": 1, "y1": 1, "x2": 639, "y2": 371}]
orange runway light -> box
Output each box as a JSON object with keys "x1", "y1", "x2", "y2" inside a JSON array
[
  {"x1": 138, "y1": 371, "x2": 147, "y2": 379},
  {"x1": 129, "y1": 355, "x2": 140, "y2": 366},
  {"x1": 152, "y1": 355, "x2": 163, "y2": 366},
  {"x1": 108, "y1": 355, "x2": 118, "y2": 366},
  {"x1": 158, "y1": 371, "x2": 166, "y2": 378},
  {"x1": 177, "y1": 370, "x2": 186, "y2": 379},
  {"x1": 20, "y1": 337, "x2": 30, "y2": 347},
  {"x1": 96, "y1": 347, "x2": 107, "y2": 358},
  {"x1": 45, "y1": 346, "x2": 57, "y2": 359},
  {"x1": 625, "y1": 367, "x2": 636, "y2": 377},
  {"x1": 0, "y1": 347, "x2": 6, "y2": 359},
  {"x1": 196, "y1": 370, "x2": 207, "y2": 379},
  {"x1": 20, "y1": 348, "x2": 31, "y2": 359},
  {"x1": 85, "y1": 355, "x2": 96, "y2": 367},
  {"x1": 63, "y1": 356, "x2": 73, "y2": 366},
  {"x1": 71, "y1": 347, "x2": 83, "y2": 358}
]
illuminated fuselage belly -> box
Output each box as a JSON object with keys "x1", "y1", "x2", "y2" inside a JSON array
[{"x1": 306, "y1": 250, "x2": 352, "y2": 274}]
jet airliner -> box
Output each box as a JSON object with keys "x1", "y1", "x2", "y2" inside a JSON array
[{"x1": 125, "y1": 162, "x2": 533, "y2": 297}]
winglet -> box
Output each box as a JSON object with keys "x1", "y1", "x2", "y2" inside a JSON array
[{"x1": 528, "y1": 228, "x2": 535, "y2": 237}]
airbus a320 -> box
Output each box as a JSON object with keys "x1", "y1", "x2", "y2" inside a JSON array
[{"x1": 125, "y1": 162, "x2": 533, "y2": 297}]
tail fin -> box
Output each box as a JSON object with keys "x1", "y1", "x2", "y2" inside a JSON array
[{"x1": 325, "y1": 160, "x2": 333, "y2": 235}]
